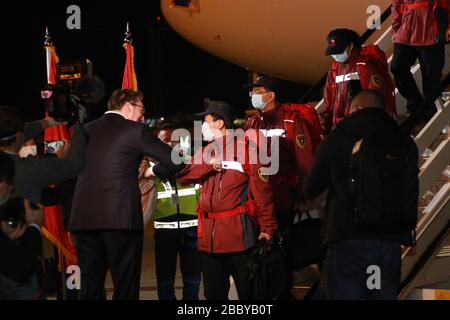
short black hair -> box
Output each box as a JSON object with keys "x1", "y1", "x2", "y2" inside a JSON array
[
  {"x1": 0, "y1": 151, "x2": 14, "y2": 185},
  {"x1": 159, "y1": 123, "x2": 176, "y2": 131},
  {"x1": 107, "y1": 89, "x2": 144, "y2": 111},
  {"x1": 209, "y1": 113, "x2": 234, "y2": 129}
]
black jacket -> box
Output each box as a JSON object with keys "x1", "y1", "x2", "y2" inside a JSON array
[
  {"x1": 11, "y1": 123, "x2": 87, "y2": 203},
  {"x1": 69, "y1": 113, "x2": 184, "y2": 231},
  {"x1": 303, "y1": 108, "x2": 416, "y2": 245},
  {"x1": 0, "y1": 227, "x2": 42, "y2": 283}
]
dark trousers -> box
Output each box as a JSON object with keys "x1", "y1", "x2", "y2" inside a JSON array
[
  {"x1": 0, "y1": 272, "x2": 42, "y2": 300},
  {"x1": 275, "y1": 209, "x2": 296, "y2": 299},
  {"x1": 275, "y1": 208, "x2": 296, "y2": 251},
  {"x1": 326, "y1": 239, "x2": 401, "y2": 300},
  {"x1": 154, "y1": 226, "x2": 201, "y2": 300},
  {"x1": 276, "y1": 209, "x2": 296, "y2": 231},
  {"x1": 201, "y1": 251, "x2": 251, "y2": 300},
  {"x1": 391, "y1": 42, "x2": 445, "y2": 117},
  {"x1": 74, "y1": 230, "x2": 143, "y2": 300}
]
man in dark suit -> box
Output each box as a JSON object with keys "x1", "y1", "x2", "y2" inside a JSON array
[{"x1": 69, "y1": 89, "x2": 184, "y2": 300}]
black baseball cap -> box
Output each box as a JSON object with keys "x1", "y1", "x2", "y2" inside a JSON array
[
  {"x1": 325, "y1": 28, "x2": 360, "y2": 55},
  {"x1": 196, "y1": 100, "x2": 235, "y2": 122},
  {"x1": 244, "y1": 75, "x2": 280, "y2": 95},
  {"x1": 0, "y1": 108, "x2": 25, "y2": 141}
]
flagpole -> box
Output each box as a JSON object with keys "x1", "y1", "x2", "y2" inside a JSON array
[
  {"x1": 124, "y1": 22, "x2": 132, "y2": 44},
  {"x1": 44, "y1": 26, "x2": 52, "y2": 46},
  {"x1": 44, "y1": 27, "x2": 52, "y2": 85},
  {"x1": 122, "y1": 22, "x2": 138, "y2": 91},
  {"x1": 44, "y1": 27, "x2": 59, "y2": 86},
  {"x1": 43, "y1": 27, "x2": 71, "y2": 300}
]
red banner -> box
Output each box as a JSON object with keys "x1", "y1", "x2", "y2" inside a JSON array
[
  {"x1": 122, "y1": 42, "x2": 138, "y2": 91},
  {"x1": 43, "y1": 43, "x2": 77, "y2": 268}
]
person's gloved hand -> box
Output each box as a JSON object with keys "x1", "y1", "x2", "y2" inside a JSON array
[{"x1": 258, "y1": 232, "x2": 272, "y2": 242}]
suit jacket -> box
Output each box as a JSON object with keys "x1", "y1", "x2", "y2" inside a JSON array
[{"x1": 68, "y1": 113, "x2": 183, "y2": 231}]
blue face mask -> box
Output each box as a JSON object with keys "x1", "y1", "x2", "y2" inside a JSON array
[{"x1": 331, "y1": 50, "x2": 350, "y2": 63}]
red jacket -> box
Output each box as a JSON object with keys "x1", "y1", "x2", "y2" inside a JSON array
[
  {"x1": 244, "y1": 104, "x2": 321, "y2": 210},
  {"x1": 320, "y1": 47, "x2": 395, "y2": 135},
  {"x1": 177, "y1": 136, "x2": 277, "y2": 254},
  {"x1": 392, "y1": 0, "x2": 450, "y2": 46}
]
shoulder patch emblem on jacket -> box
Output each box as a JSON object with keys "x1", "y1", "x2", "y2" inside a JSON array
[
  {"x1": 296, "y1": 134, "x2": 307, "y2": 149},
  {"x1": 371, "y1": 75, "x2": 383, "y2": 88},
  {"x1": 258, "y1": 167, "x2": 269, "y2": 183}
]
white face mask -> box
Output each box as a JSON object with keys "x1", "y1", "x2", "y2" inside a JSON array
[
  {"x1": 19, "y1": 145, "x2": 37, "y2": 158},
  {"x1": 201, "y1": 122, "x2": 216, "y2": 142},
  {"x1": 251, "y1": 94, "x2": 267, "y2": 111},
  {"x1": 331, "y1": 50, "x2": 350, "y2": 63}
]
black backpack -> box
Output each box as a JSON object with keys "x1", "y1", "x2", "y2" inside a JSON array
[
  {"x1": 348, "y1": 130, "x2": 419, "y2": 235},
  {"x1": 285, "y1": 211, "x2": 325, "y2": 271}
]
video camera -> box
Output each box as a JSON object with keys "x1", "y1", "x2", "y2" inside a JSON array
[{"x1": 41, "y1": 76, "x2": 105, "y2": 125}]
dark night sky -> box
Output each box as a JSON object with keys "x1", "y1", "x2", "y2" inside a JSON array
[{"x1": 0, "y1": 1, "x2": 310, "y2": 122}]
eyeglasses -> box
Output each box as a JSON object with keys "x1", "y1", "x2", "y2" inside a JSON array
[
  {"x1": 131, "y1": 103, "x2": 145, "y2": 112},
  {"x1": 249, "y1": 91, "x2": 270, "y2": 97}
]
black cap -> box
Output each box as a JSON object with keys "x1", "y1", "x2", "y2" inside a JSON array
[
  {"x1": 325, "y1": 28, "x2": 359, "y2": 55},
  {"x1": 0, "y1": 108, "x2": 25, "y2": 140},
  {"x1": 244, "y1": 75, "x2": 280, "y2": 95},
  {"x1": 197, "y1": 100, "x2": 235, "y2": 122}
]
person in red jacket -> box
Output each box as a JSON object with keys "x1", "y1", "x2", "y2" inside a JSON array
[
  {"x1": 177, "y1": 101, "x2": 277, "y2": 300},
  {"x1": 244, "y1": 76, "x2": 322, "y2": 233},
  {"x1": 391, "y1": 0, "x2": 449, "y2": 129},
  {"x1": 321, "y1": 28, "x2": 396, "y2": 135},
  {"x1": 244, "y1": 76, "x2": 322, "y2": 299}
]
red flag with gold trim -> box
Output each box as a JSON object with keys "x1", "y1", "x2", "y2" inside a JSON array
[
  {"x1": 42, "y1": 28, "x2": 77, "y2": 268},
  {"x1": 122, "y1": 23, "x2": 138, "y2": 91},
  {"x1": 122, "y1": 24, "x2": 153, "y2": 216}
]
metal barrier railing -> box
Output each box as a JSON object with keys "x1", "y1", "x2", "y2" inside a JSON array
[
  {"x1": 415, "y1": 100, "x2": 449, "y2": 155},
  {"x1": 400, "y1": 189, "x2": 450, "y2": 292},
  {"x1": 400, "y1": 103, "x2": 450, "y2": 295}
]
